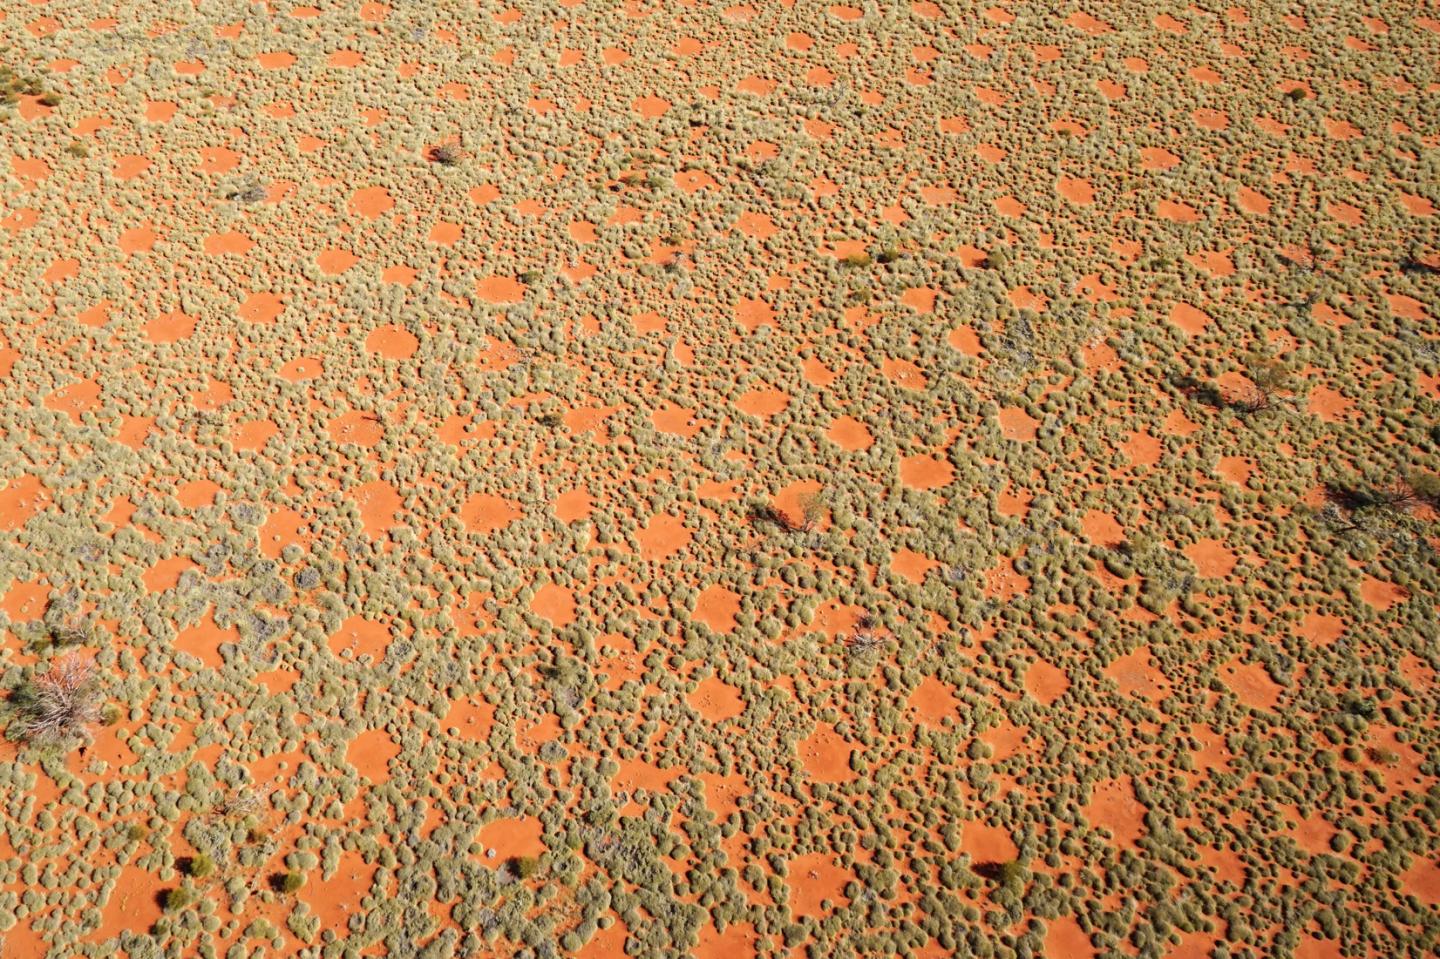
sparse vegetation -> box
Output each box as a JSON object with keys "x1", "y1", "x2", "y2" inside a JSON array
[{"x1": 1, "y1": 4, "x2": 1437, "y2": 959}]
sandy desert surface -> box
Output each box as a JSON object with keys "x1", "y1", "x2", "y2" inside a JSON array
[{"x1": 1, "y1": 1, "x2": 1439, "y2": 957}]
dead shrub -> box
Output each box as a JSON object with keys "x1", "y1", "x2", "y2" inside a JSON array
[{"x1": 8, "y1": 651, "x2": 106, "y2": 752}]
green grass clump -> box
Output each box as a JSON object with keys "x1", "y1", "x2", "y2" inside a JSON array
[
  {"x1": 972, "y1": 859, "x2": 1025, "y2": 888},
  {"x1": 509, "y1": 856, "x2": 540, "y2": 880},
  {"x1": 187, "y1": 853, "x2": 216, "y2": 879},
  {"x1": 1367, "y1": 747, "x2": 1400, "y2": 766},
  {"x1": 164, "y1": 887, "x2": 195, "y2": 911},
  {"x1": 1406, "y1": 470, "x2": 1440, "y2": 504},
  {"x1": 272, "y1": 870, "x2": 306, "y2": 894}
]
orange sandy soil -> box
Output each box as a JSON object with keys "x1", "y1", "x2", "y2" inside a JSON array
[{"x1": 1, "y1": 2, "x2": 1438, "y2": 958}]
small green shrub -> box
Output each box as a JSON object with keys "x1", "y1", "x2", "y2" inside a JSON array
[
  {"x1": 187, "y1": 853, "x2": 216, "y2": 879},
  {"x1": 164, "y1": 887, "x2": 195, "y2": 911},
  {"x1": 1367, "y1": 747, "x2": 1401, "y2": 766},
  {"x1": 273, "y1": 871, "x2": 305, "y2": 894},
  {"x1": 1406, "y1": 470, "x2": 1440, "y2": 504},
  {"x1": 972, "y1": 859, "x2": 1025, "y2": 887},
  {"x1": 997, "y1": 860, "x2": 1025, "y2": 887},
  {"x1": 509, "y1": 856, "x2": 540, "y2": 880}
]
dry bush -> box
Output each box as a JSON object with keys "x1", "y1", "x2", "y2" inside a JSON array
[
  {"x1": 9, "y1": 651, "x2": 106, "y2": 752},
  {"x1": 843, "y1": 613, "x2": 883, "y2": 657},
  {"x1": 796, "y1": 490, "x2": 825, "y2": 532},
  {"x1": 747, "y1": 501, "x2": 801, "y2": 533},
  {"x1": 428, "y1": 143, "x2": 463, "y2": 166},
  {"x1": 217, "y1": 781, "x2": 271, "y2": 819},
  {"x1": 1234, "y1": 352, "x2": 1295, "y2": 415},
  {"x1": 1324, "y1": 470, "x2": 1440, "y2": 525}
]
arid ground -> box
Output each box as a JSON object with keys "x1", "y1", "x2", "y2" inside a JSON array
[{"x1": 1, "y1": 1, "x2": 1438, "y2": 957}]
